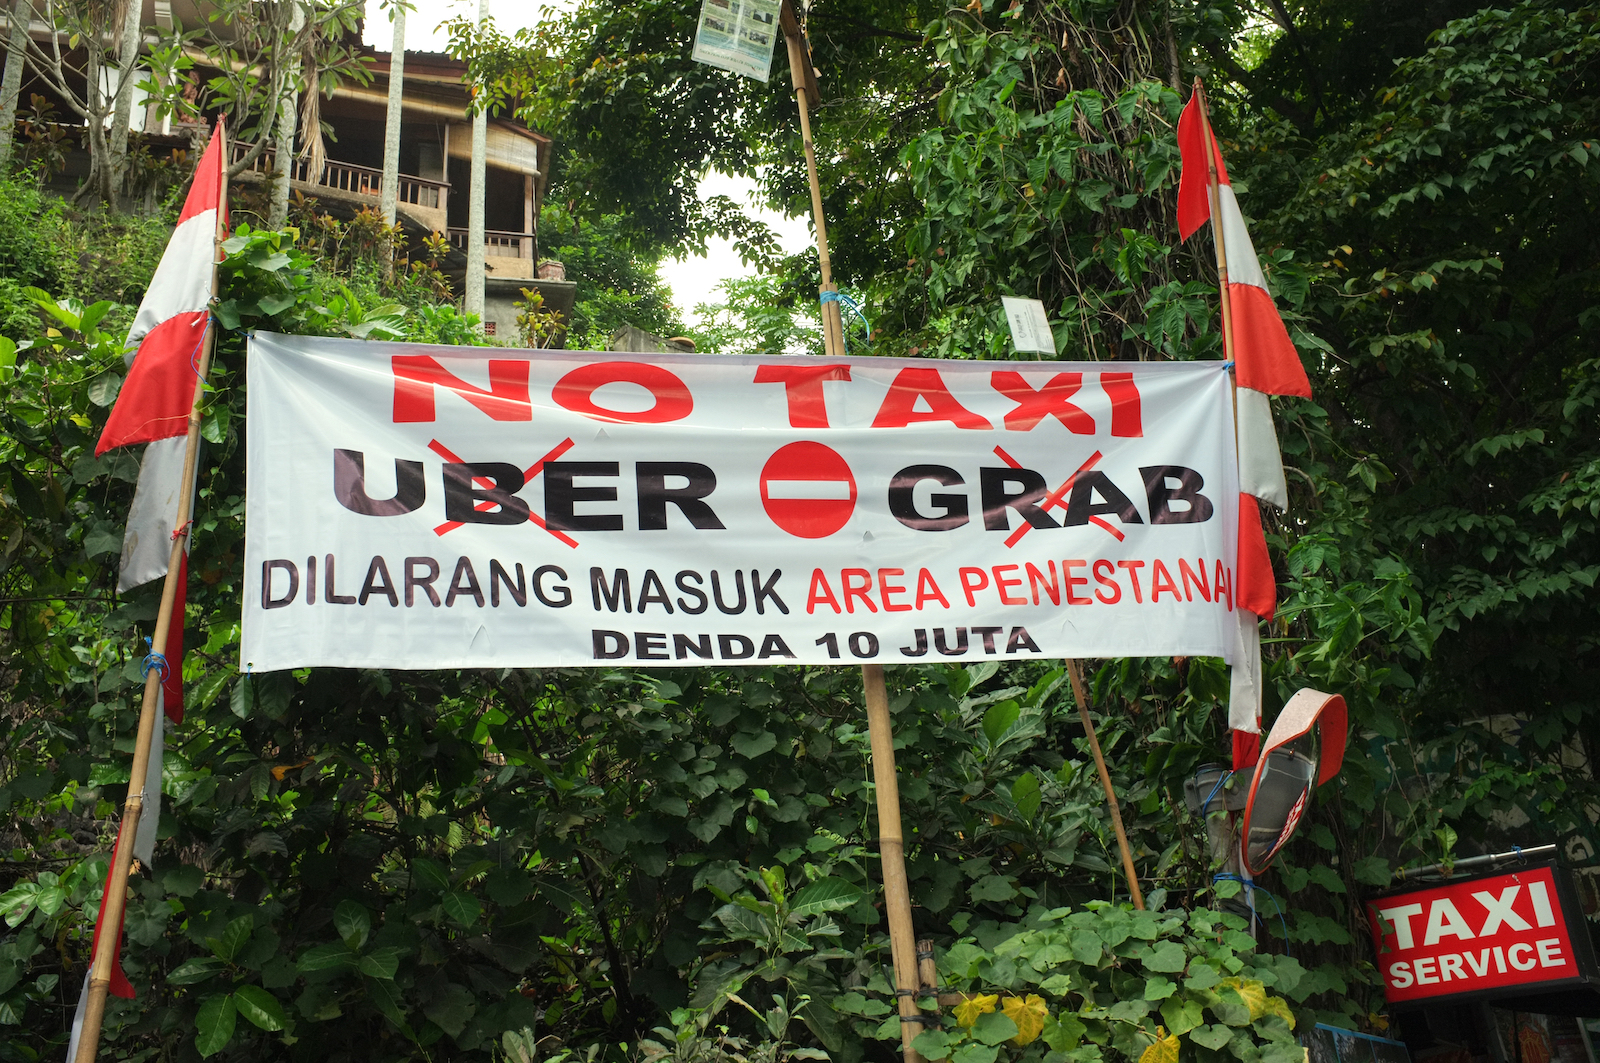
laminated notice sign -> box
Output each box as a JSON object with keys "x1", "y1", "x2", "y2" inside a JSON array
[
  {"x1": 691, "y1": 0, "x2": 780, "y2": 81},
  {"x1": 241, "y1": 333, "x2": 1245, "y2": 671}
]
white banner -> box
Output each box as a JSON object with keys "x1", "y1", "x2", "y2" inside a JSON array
[{"x1": 242, "y1": 333, "x2": 1243, "y2": 670}]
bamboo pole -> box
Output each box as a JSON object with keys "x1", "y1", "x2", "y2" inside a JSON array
[
  {"x1": 1193, "y1": 79, "x2": 1260, "y2": 937},
  {"x1": 1064, "y1": 660, "x2": 1144, "y2": 910},
  {"x1": 73, "y1": 127, "x2": 228, "y2": 1063},
  {"x1": 782, "y1": 4, "x2": 845, "y2": 359},
  {"x1": 779, "y1": 5, "x2": 920, "y2": 1056},
  {"x1": 863, "y1": 665, "x2": 925, "y2": 1062}
]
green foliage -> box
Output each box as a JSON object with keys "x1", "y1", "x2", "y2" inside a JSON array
[
  {"x1": 690, "y1": 274, "x2": 821, "y2": 357},
  {"x1": 539, "y1": 206, "x2": 688, "y2": 349},
  {"x1": 910, "y1": 903, "x2": 1307, "y2": 1063}
]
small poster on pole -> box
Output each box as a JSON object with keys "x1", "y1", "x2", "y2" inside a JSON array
[
  {"x1": 691, "y1": 0, "x2": 781, "y2": 82},
  {"x1": 1002, "y1": 297, "x2": 1057, "y2": 356}
]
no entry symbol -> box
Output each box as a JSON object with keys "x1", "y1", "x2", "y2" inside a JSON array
[{"x1": 760, "y1": 441, "x2": 857, "y2": 539}]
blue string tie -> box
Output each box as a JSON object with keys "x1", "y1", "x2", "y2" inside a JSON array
[
  {"x1": 820, "y1": 290, "x2": 872, "y2": 351},
  {"x1": 141, "y1": 652, "x2": 169, "y2": 681},
  {"x1": 1213, "y1": 873, "x2": 1292, "y2": 957}
]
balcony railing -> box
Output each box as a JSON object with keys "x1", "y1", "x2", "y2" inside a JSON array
[
  {"x1": 231, "y1": 142, "x2": 448, "y2": 211},
  {"x1": 447, "y1": 227, "x2": 534, "y2": 258}
]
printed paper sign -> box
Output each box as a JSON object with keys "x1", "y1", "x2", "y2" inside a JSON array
[
  {"x1": 691, "y1": 0, "x2": 780, "y2": 82},
  {"x1": 241, "y1": 333, "x2": 1244, "y2": 670},
  {"x1": 1368, "y1": 865, "x2": 1587, "y2": 1004},
  {"x1": 1002, "y1": 297, "x2": 1056, "y2": 355}
]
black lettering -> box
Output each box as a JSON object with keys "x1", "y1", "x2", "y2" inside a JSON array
[
  {"x1": 637, "y1": 570, "x2": 674, "y2": 614},
  {"x1": 533, "y1": 565, "x2": 571, "y2": 607},
  {"x1": 674, "y1": 633, "x2": 714, "y2": 659},
  {"x1": 490, "y1": 560, "x2": 526, "y2": 607},
  {"x1": 306, "y1": 556, "x2": 316, "y2": 604},
  {"x1": 972, "y1": 626, "x2": 1003, "y2": 654},
  {"x1": 899, "y1": 629, "x2": 929, "y2": 657},
  {"x1": 443, "y1": 462, "x2": 529, "y2": 526},
  {"x1": 334, "y1": 450, "x2": 424, "y2": 516},
  {"x1": 934, "y1": 627, "x2": 968, "y2": 656},
  {"x1": 445, "y1": 557, "x2": 485, "y2": 607},
  {"x1": 359, "y1": 556, "x2": 399, "y2": 607},
  {"x1": 980, "y1": 467, "x2": 1060, "y2": 532},
  {"x1": 1141, "y1": 466, "x2": 1214, "y2": 524},
  {"x1": 889, "y1": 465, "x2": 970, "y2": 531},
  {"x1": 590, "y1": 568, "x2": 632, "y2": 612},
  {"x1": 405, "y1": 557, "x2": 442, "y2": 606},
  {"x1": 593, "y1": 630, "x2": 628, "y2": 659},
  {"x1": 1064, "y1": 471, "x2": 1144, "y2": 526},
  {"x1": 712, "y1": 570, "x2": 746, "y2": 614},
  {"x1": 262, "y1": 560, "x2": 298, "y2": 609},
  {"x1": 758, "y1": 634, "x2": 796, "y2": 659},
  {"x1": 848, "y1": 631, "x2": 880, "y2": 658},
  {"x1": 546, "y1": 462, "x2": 623, "y2": 531},
  {"x1": 636, "y1": 462, "x2": 724, "y2": 530},
  {"x1": 1006, "y1": 626, "x2": 1041, "y2": 653},
  {"x1": 718, "y1": 634, "x2": 755, "y2": 660},
  {"x1": 675, "y1": 571, "x2": 708, "y2": 614},
  {"x1": 325, "y1": 554, "x2": 357, "y2": 605},
  {"x1": 636, "y1": 632, "x2": 669, "y2": 660},
  {"x1": 751, "y1": 570, "x2": 787, "y2": 615}
]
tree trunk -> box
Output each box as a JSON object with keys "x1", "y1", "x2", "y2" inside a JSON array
[
  {"x1": 464, "y1": 0, "x2": 488, "y2": 320},
  {"x1": 379, "y1": 1, "x2": 405, "y2": 226},
  {"x1": 0, "y1": 0, "x2": 29, "y2": 170},
  {"x1": 108, "y1": 0, "x2": 142, "y2": 197},
  {"x1": 267, "y1": 80, "x2": 298, "y2": 228}
]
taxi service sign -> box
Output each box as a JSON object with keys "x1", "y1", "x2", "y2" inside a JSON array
[{"x1": 1367, "y1": 863, "x2": 1597, "y2": 1007}]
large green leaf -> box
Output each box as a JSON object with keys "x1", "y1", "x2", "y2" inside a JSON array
[
  {"x1": 788, "y1": 877, "x2": 864, "y2": 918},
  {"x1": 232, "y1": 984, "x2": 288, "y2": 1031},
  {"x1": 194, "y1": 994, "x2": 237, "y2": 1058}
]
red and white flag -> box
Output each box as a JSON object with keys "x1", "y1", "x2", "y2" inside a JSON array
[
  {"x1": 64, "y1": 839, "x2": 138, "y2": 1061},
  {"x1": 95, "y1": 120, "x2": 225, "y2": 858},
  {"x1": 1176, "y1": 91, "x2": 1310, "y2": 770}
]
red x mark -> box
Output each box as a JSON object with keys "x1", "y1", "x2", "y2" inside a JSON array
[
  {"x1": 994, "y1": 445, "x2": 1123, "y2": 547},
  {"x1": 429, "y1": 436, "x2": 579, "y2": 548}
]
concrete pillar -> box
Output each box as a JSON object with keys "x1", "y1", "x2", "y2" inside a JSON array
[
  {"x1": 464, "y1": 0, "x2": 489, "y2": 320},
  {"x1": 0, "y1": 0, "x2": 29, "y2": 171},
  {"x1": 379, "y1": 1, "x2": 405, "y2": 226}
]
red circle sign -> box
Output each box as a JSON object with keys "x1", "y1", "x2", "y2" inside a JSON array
[{"x1": 760, "y1": 441, "x2": 857, "y2": 539}]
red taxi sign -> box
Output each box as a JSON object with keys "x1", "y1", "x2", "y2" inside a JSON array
[{"x1": 1367, "y1": 863, "x2": 1596, "y2": 1006}]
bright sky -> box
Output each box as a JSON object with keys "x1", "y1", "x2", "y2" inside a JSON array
[{"x1": 364, "y1": 0, "x2": 814, "y2": 326}]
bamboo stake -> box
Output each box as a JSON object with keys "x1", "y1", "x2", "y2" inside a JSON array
[
  {"x1": 863, "y1": 665, "x2": 925, "y2": 1063},
  {"x1": 1064, "y1": 660, "x2": 1144, "y2": 910},
  {"x1": 782, "y1": 3, "x2": 845, "y2": 358},
  {"x1": 1194, "y1": 79, "x2": 1260, "y2": 937},
  {"x1": 779, "y1": 6, "x2": 920, "y2": 1057},
  {"x1": 74, "y1": 127, "x2": 228, "y2": 1063}
]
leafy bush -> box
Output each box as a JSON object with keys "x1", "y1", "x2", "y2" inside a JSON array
[
  {"x1": 911, "y1": 902, "x2": 1307, "y2": 1063},
  {"x1": 0, "y1": 174, "x2": 62, "y2": 290}
]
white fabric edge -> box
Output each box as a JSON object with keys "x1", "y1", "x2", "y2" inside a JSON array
[
  {"x1": 1216, "y1": 185, "x2": 1269, "y2": 292},
  {"x1": 1229, "y1": 608, "x2": 1262, "y2": 733},
  {"x1": 118, "y1": 435, "x2": 194, "y2": 593},
  {"x1": 132, "y1": 706, "x2": 165, "y2": 867},
  {"x1": 125, "y1": 208, "x2": 216, "y2": 356},
  {"x1": 1236, "y1": 386, "x2": 1290, "y2": 512}
]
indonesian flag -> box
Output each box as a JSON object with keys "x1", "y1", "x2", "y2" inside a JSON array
[
  {"x1": 1176, "y1": 95, "x2": 1311, "y2": 399},
  {"x1": 94, "y1": 122, "x2": 224, "y2": 874},
  {"x1": 1176, "y1": 91, "x2": 1310, "y2": 771},
  {"x1": 97, "y1": 120, "x2": 224, "y2": 711}
]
